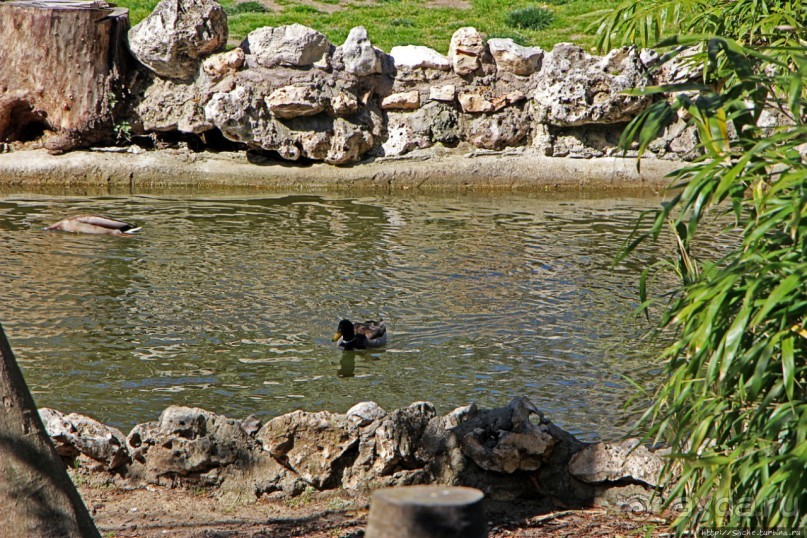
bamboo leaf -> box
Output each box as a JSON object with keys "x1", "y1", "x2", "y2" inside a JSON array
[
  {"x1": 750, "y1": 274, "x2": 801, "y2": 327},
  {"x1": 781, "y1": 336, "x2": 795, "y2": 401}
]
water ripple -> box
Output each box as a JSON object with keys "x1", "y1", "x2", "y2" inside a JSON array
[{"x1": 0, "y1": 192, "x2": 735, "y2": 441}]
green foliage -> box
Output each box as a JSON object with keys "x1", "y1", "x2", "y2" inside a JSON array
[
  {"x1": 122, "y1": 0, "x2": 612, "y2": 52},
  {"x1": 505, "y1": 6, "x2": 554, "y2": 30},
  {"x1": 114, "y1": 121, "x2": 133, "y2": 145},
  {"x1": 225, "y1": 1, "x2": 268, "y2": 15},
  {"x1": 595, "y1": 0, "x2": 806, "y2": 54},
  {"x1": 286, "y1": 4, "x2": 320, "y2": 14},
  {"x1": 389, "y1": 18, "x2": 415, "y2": 28},
  {"x1": 610, "y1": 2, "x2": 807, "y2": 533}
]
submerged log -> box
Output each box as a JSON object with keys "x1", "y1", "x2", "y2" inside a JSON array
[{"x1": 0, "y1": 0, "x2": 130, "y2": 153}]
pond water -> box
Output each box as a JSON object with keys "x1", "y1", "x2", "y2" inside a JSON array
[{"x1": 0, "y1": 191, "x2": 677, "y2": 441}]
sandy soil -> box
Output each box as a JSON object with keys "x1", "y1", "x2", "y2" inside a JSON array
[{"x1": 75, "y1": 475, "x2": 671, "y2": 538}]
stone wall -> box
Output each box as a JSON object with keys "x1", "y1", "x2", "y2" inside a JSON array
[
  {"x1": 40, "y1": 397, "x2": 668, "y2": 512},
  {"x1": 124, "y1": 0, "x2": 698, "y2": 165}
]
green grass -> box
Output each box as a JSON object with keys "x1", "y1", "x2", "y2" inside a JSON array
[
  {"x1": 504, "y1": 6, "x2": 554, "y2": 30},
  {"x1": 121, "y1": 0, "x2": 618, "y2": 52},
  {"x1": 224, "y1": 1, "x2": 267, "y2": 14}
]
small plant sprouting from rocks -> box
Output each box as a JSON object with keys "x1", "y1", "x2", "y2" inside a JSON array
[
  {"x1": 327, "y1": 497, "x2": 352, "y2": 512},
  {"x1": 505, "y1": 7, "x2": 554, "y2": 31},
  {"x1": 285, "y1": 486, "x2": 316, "y2": 508},
  {"x1": 114, "y1": 121, "x2": 133, "y2": 145}
]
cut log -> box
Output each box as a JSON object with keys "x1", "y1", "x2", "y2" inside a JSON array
[
  {"x1": 0, "y1": 0, "x2": 130, "y2": 153},
  {"x1": 365, "y1": 485, "x2": 487, "y2": 538}
]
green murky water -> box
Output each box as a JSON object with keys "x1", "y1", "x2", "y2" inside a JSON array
[{"x1": 0, "y1": 191, "x2": 677, "y2": 441}]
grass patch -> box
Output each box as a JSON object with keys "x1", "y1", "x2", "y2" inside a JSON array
[
  {"x1": 287, "y1": 4, "x2": 320, "y2": 13},
  {"x1": 505, "y1": 6, "x2": 553, "y2": 30},
  {"x1": 122, "y1": 0, "x2": 615, "y2": 52},
  {"x1": 390, "y1": 18, "x2": 415, "y2": 27},
  {"x1": 224, "y1": 1, "x2": 268, "y2": 15}
]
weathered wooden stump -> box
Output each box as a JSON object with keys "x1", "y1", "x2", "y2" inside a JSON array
[
  {"x1": 365, "y1": 485, "x2": 487, "y2": 538},
  {"x1": 0, "y1": 0, "x2": 130, "y2": 153}
]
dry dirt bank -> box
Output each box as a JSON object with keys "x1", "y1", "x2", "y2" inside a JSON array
[
  {"x1": 75, "y1": 477, "x2": 671, "y2": 538},
  {"x1": 0, "y1": 147, "x2": 681, "y2": 193}
]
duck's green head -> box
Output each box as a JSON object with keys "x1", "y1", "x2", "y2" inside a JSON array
[{"x1": 332, "y1": 319, "x2": 354, "y2": 341}]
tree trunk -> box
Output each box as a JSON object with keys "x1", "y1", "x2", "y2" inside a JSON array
[
  {"x1": 0, "y1": 0, "x2": 130, "y2": 153},
  {"x1": 0, "y1": 321, "x2": 100, "y2": 537}
]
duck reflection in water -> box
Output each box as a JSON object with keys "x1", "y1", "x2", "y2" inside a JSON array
[
  {"x1": 336, "y1": 350, "x2": 386, "y2": 378},
  {"x1": 337, "y1": 353, "x2": 356, "y2": 378}
]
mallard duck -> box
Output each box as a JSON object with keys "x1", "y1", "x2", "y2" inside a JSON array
[
  {"x1": 45, "y1": 215, "x2": 141, "y2": 235},
  {"x1": 332, "y1": 319, "x2": 387, "y2": 350}
]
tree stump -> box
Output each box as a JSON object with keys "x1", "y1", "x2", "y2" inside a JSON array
[
  {"x1": 0, "y1": 0, "x2": 130, "y2": 153},
  {"x1": 365, "y1": 485, "x2": 487, "y2": 538}
]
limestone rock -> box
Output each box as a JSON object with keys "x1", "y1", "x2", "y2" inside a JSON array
[
  {"x1": 458, "y1": 89, "x2": 525, "y2": 114},
  {"x1": 128, "y1": 0, "x2": 228, "y2": 80},
  {"x1": 458, "y1": 92, "x2": 494, "y2": 113},
  {"x1": 455, "y1": 397, "x2": 557, "y2": 473},
  {"x1": 331, "y1": 91, "x2": 359, "y2": 117},
  {"x1": 337, "y1": 26, "x2": 382, "y2": 77},
  {"x1": 242, "y1": 24, "x2": 331, "y2": 69},
  {"x1": 568, "y1": 439, "x2": 665, "y2": 487},
  {"x1": 533, "y1": 43, "x2": 649, "y2": 126},
  {"x1": 257, "y1": 410, "x2": 358, "y2": 489},
  {"x1": 448, "y1": 27, "x2": 485, "y2": 76},
  {"x1": 126, "y1": 406, "x2": 253, "y2": 481},
  {"x1": 343, "y1": 402, "x2": 436, "y2": 490},
  {"x1": 487, "y1": 38, "x2": 543, "y2": 76},
  {"x1": 202, "y1": 48, "x2": 246, "y2": 80},
  {"x1": 206, "y1": 84, "x2": 375, "y2": 164},
  {"x1": 389, "y1": 45, "x2": 451, "y2": 71},
  {"x1": 347, "y1": 401, "x2": 387, "y2": 427},
  {"x1": 647, "y1": 117, "x2": 699, "y2": 158},
  {"x1": 462, "y1": 102, "x2": 530, "y2": 150},
  {"x1": 225, "y1": 451, "x2": 305, "y2": 497},
  {"x1": 204, "y1": 86, "x2": 259, "y2": 143},
  {"x1": 282, "y1": 115, "x2": 376, "y2": 164},
  {"x1": 327, "y1": 117, "x2": 376, "y2": 164},
  {"x1": 546, "y1": 123, "x2": 629, "y2": 159},
  {"x1": 382, "y1": 112, "x2": 433, "y2": 156},
  {"x1": 40, "y1": 408, "x2": 129, "y2": 470},
  {"x1": 381, "y1": 103, "x2": 458, "y2": 157},
  {"x1": 35, "y1": 400, "x2": 669, "y2": 512},
  {"x1": 134, "y1": 76, "x2": 213, "y2": 134},
  {"x1": 381, "y1": 90, "x2": 421, "y2": 111},
  {"x1": 444, "y1": 404, "x2": 478, "y2": 428},
  {"x1": 373, "y1": 402, "x2": 436, "y2": 475},
  {"x1": 266, "y1": 85, "x2": 326, "y2": 119},
  {"x1": 429, "y1": 85, "x2": 455, "y2": 102},
  {"x1": 241, "y1": 414, "x2": 263, "y2": 436}
]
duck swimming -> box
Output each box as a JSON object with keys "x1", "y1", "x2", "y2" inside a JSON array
[
  {"x1": 332, "y1": 319, "x2": 387, "y2": 350},
  {"x1": 45, "y1": 215, "x2": 141, "y2": 235}
]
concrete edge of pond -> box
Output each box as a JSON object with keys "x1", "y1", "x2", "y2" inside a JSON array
[{"x1": 0, "y1": 148, "x2": 684, "y2": 193}]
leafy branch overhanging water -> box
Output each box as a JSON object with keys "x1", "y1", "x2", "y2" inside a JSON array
[{"x1": 600, "y1": 0, "x2": 807, "y2": 533}]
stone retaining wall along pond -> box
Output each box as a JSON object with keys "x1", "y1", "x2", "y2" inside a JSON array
[
  {"x1": 121, "y1": 0, "x2": 697, "y2": 165},
  {"x1": 40, "y1": 398, "x2": 667, "y2": 513},
  {"x1": 0, "y1": 0, "x2": 699, "y2": 187}
]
